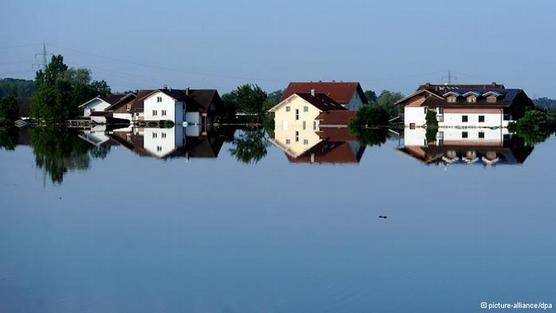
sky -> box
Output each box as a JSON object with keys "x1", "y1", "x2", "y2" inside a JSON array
[{"x1": 1, "y1": 0, "x2": 555, "y2": 97}]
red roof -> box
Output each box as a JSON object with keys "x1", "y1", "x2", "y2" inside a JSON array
[
  {"x1": 287, "y1": 141, "x2": 364, "y2": 164},
  {"x1": 316, "y1": 110, "x2": 356, "y2": 125},
  {"x1": 282, "y1": 82, "x2": 367, "y2": 104}
]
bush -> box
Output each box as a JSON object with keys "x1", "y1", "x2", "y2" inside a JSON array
[{"x1": 509, "y1": 108, "x2": 556, "y2": 145}]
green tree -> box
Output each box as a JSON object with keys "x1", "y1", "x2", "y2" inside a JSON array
[
  {"x1": 262, "y1": 89, "x2": 283, "y2": 112},
  {"x1": 364, "y1": 90, "x2": 378, "y2": 104},
  {"x1": 350, "y1": 105, "x2": 390, "y2": 129},
  {"x1": 350, "y1": 128, "x2": 389, "y2": 147},
  {"x1": 376, "y1": 90, "x2": 404, "y2": 118},
  {"x1": 0, "y1": 78, "x2": 34, "y2": 97},
  {"x1": 32, "y1": 55, "x2": 111, "y2": 122},
  {"x1": 222, "y1": 84, "x2": 268, "y2": 115},
  {"x1": 508, "y1": 107, "x2": 556, "y2": 145},
  {"x1": 229, "y1": 128, "x2": 269, "y2": 164},
  {"x1": 0, "y1": 95, "x2": 19, "y2": 123}
]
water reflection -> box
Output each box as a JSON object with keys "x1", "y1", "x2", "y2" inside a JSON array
[{"x1": 398, "y1": 127, "x2": 534, "y2": 166}]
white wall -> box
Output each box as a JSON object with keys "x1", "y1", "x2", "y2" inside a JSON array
[
  {"x1": 404, "y1": 107, "x2": 427, "y2": 127},
  {"x1": 82, "y1": 99, "x2": 110, "y2": 117},
  {"x1": 144, "y1": 92, "x2": 178, "y2": 122},
  {"x1": 440, "y1": 112, "x2": 503, "y2": 128},
  {"x1": 113, "y1": 113, "x2": 132, "y2": 121},
  {"x1": 404, "y1": 127, "x2": 510, "y2": 147},
  {"x1": 185, "y1": 112, "x2": 200, "y2": 125}
]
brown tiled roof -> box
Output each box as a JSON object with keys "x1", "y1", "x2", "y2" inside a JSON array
[
  {"x1": 99, "y1": 94, "x2": 127, "y2": 105},
  {"x1": 296, "y1": 93, "x2": 346, "y2": 111},
  {"x1": 317, "y1": 127, "x2": 357, "y2": 142},
  {"x1": 282, "y1": 82, "x2": 368, "y2": 104},
  {"x1": 287, "y1": 141, "x2": 364, "y2": 164},
  {"x1": 316, "y1": 110, "x2": 356, "y2": 125}
]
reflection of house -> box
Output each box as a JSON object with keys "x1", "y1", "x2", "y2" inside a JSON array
[
  {"x1": 80, "y1": 87, "x2": 223, "y2": 126},
  {"x1": 399, "y1": 127, "x2": 533, "y2": 166},
  {"x1": 108, "y1": 126, "x2": 224, "y2": 160},
  {"x1": 285, "y1": 128, "x2": 365, "y2": 164},
  {"x1": 398, "y1": 83, "x2": 534, "y2": 128},
  {"x1": 281, "y1": 81, "x2": 368, "y2": 111}
]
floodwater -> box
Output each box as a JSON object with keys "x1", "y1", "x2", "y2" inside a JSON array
[{"x1": 0, "y1": 125, "x2": 555, "y2": 313}]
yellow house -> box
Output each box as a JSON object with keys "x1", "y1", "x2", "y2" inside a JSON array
[{"x1": 268, "y1": 92, "x2": 346, "y2": 158}]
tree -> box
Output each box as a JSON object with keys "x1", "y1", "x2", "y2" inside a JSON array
[
  {"x1": 0, "y1": 95, "x2": 19, "y2": 123},
  {"x1": 425, "y1": 110, "x2": 438, "y2": 143},
  {"x1": 508, "y1": 107, "x2": 556, "y2": 145},
  {"x1": 221, "y1": 84, "x2": 268, "y2": 115},
  {"x1": 31, "y1": 55, "x2": 111, "y2": 122},
  {"x1": 262, "y1": 89, "x2": 283, "y2": 112},
  {"x1": 364, "y1": 90, "x2": 378, "y2": 104},
  {"x1": 376, "y1": 90, "x2": 404, "y2": 118},
  {"x1": 0, "y1": 78, "x2": 34, "y2": 98},
  {"x1": 350, "y1": 105, "x2": 390, "y2": 129}
]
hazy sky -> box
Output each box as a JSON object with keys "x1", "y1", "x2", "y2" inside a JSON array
[{"x1": 1, "y1": 0, "x2": 555, "y2": 97}]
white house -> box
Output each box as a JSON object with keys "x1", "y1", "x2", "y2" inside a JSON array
[
  {"x1": 143, "y1": 89, "x2": 186, "y2": 123},
  {"x1": 281, "y1": 81, "x2": 368, "y2": 111},
  {"x1": 79, "y1": 95, "x2": 124, "y2": 117},
  {"x1": 398, "y1": 83, "x2": 534, "y2": 128}
]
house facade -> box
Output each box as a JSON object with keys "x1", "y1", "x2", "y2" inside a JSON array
[
  {"x1": 281, "y1": 81, "x2": 368, "y2": 111},
  {"x1": 399, "y1": 83, "x2": 533, "y2": 128},
  {"x1": 80, "y1": 87, "x2": 224, "y2": 126},
  {"x1": 79, "y1": 94, "x2": 125, "y2": 117}
]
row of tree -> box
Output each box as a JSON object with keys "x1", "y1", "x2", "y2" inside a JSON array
[{"x1": 32, "y1": 55, "x2": 110, "y2": 122}]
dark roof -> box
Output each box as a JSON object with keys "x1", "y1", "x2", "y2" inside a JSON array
[
  {"x1": 185, "y1": 89, "x2": 222, "y2": 113},
  {"x1": 99, "y1": 94, "x2": 127, "y2": 105},
  {"x1": 282, "y1": 82, "x2": 368, "y2": 104},
  {"x1": 105, "y1": 92, "x2": 137, "y2": 111},
  {"x1": 296, "y1": 93, "x2": 346, "y2": 111},
  {"x1": 399, "y1": 83, "x2": 531, "y2": 108},
  {"x1": 316, "y1": 110, "x2": 356, "y2": 125}
]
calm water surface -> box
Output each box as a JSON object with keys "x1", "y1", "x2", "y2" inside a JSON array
[{"x1": 0, "y1": 126, "x2": 555, "y2": 313}]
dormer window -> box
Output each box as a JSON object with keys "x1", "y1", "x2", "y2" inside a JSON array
[
  {"x1": 463, "y1": 91, "x2": 480, "y2": 103},
  {"x1": 443, "y1": 92, "x2": 460, "y2": 103},
  {"x1": 467, "y1": 95, "x2": 477, "y2": 103},
  {"x1": 483, "y1": 91, "x2": 502, "y2": 103},
  {"x1": 486, "y1": 95, "x2": 497, "y2": 103}
]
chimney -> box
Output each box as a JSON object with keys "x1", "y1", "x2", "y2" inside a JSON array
[
  {"x1": 310, "y1": 89, "x2": 316, "y2": 96},
  {"x1": 185, "y1": 87, "x2": 190, "y2": 96}
]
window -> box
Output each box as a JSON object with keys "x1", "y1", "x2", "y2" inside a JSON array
[
  {"x1": 479, "y1": 115, "x2": 485, "y2": 123},
  {"x1": 90, "y1": 108, "x2": 95, "y2": 112},
  {"x1": 157, "y1": 146, "x2": 162, "y2": 151},
  {"x1": 285, "y1": 106, "x2": 291, "y2": 112},
  {"x1": 126, "y1": 104, "x2": 131, "y2": 111},
  {"x1": 438, "y1": 107, "x2": 444, "y2": 114},
  {"x1": 303, "y1": 106, "x2": 309, "y2": 112},
  {"x1": 303, "y1": 139, "x2": 308, "y2": 145},
  {"x1": 295, "y1": 109, "x2": 299, "y2": 120},
  {"x1": 295, "y1": 131, "x2": 299, "y2": 142},
  {"x1": 479, "y1": 132, "x2": 485, "y2": 139},
  {"x1": 423, "y1": 107, "x2": 428, "y2": 114},
  {"x1": 487, "y1": 95, "x2": 497, "y2": 103},
  {"x1": 462, "y1": 115, "x2": 468, "y2": 122},
  {"x1": 447, "y1": 96, "x2": 457, "y2": 103},
  {"x1": 286, "y1": 139, "x2": 290, "y2": 145},
  {"x1": 162, "y1": 110, "x2": 167, "y2": 116},
  {"x1": 313, "y1": 120, "x2": 317, "y2": 130},
  {"x1": 462, "y1": 131, "x2": 468, "y2": 138},
  {"x1": 153, "y1": 110, "x2": 158, "y2": 116},
  {"x1": 467, "y1": 96, "x2": 477, "y2": 103},
  {"x1": 157, "y1": 96, "x2": 162, "y2": 103},
  {"x1": 162, "y1": 132, "x2": 166, "y2": 138},
  {"x1": 302, "y1": 121, "x2": 306, "y2": 130},
  {"x1": 409, "y1": 123, "x2": 416, "y2": 129},
  {"x1": 152, "y1": 132, "x2": 157, "y2": 138}
]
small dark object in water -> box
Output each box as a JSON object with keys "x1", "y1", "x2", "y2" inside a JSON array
[
  {"x1": 379, "y1": 215, "x2": 387, "y2": 219},
  {"x1": 58, "y1": 196, "x2": 62, "y2": 200}
]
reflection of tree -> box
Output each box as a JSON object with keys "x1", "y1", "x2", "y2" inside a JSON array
[
  {"x1": 30, "y1": 127, "x2": 109, "y2": 184},
  {"x1": 350, "y1": 128, "x2": 389, "y2": 147},
  {"x1": 0, "y1": 127, "x2": 18, "y2": 151},
  {"x1": 229, "y1": 128, "x2": 269, "y2": 164}
]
